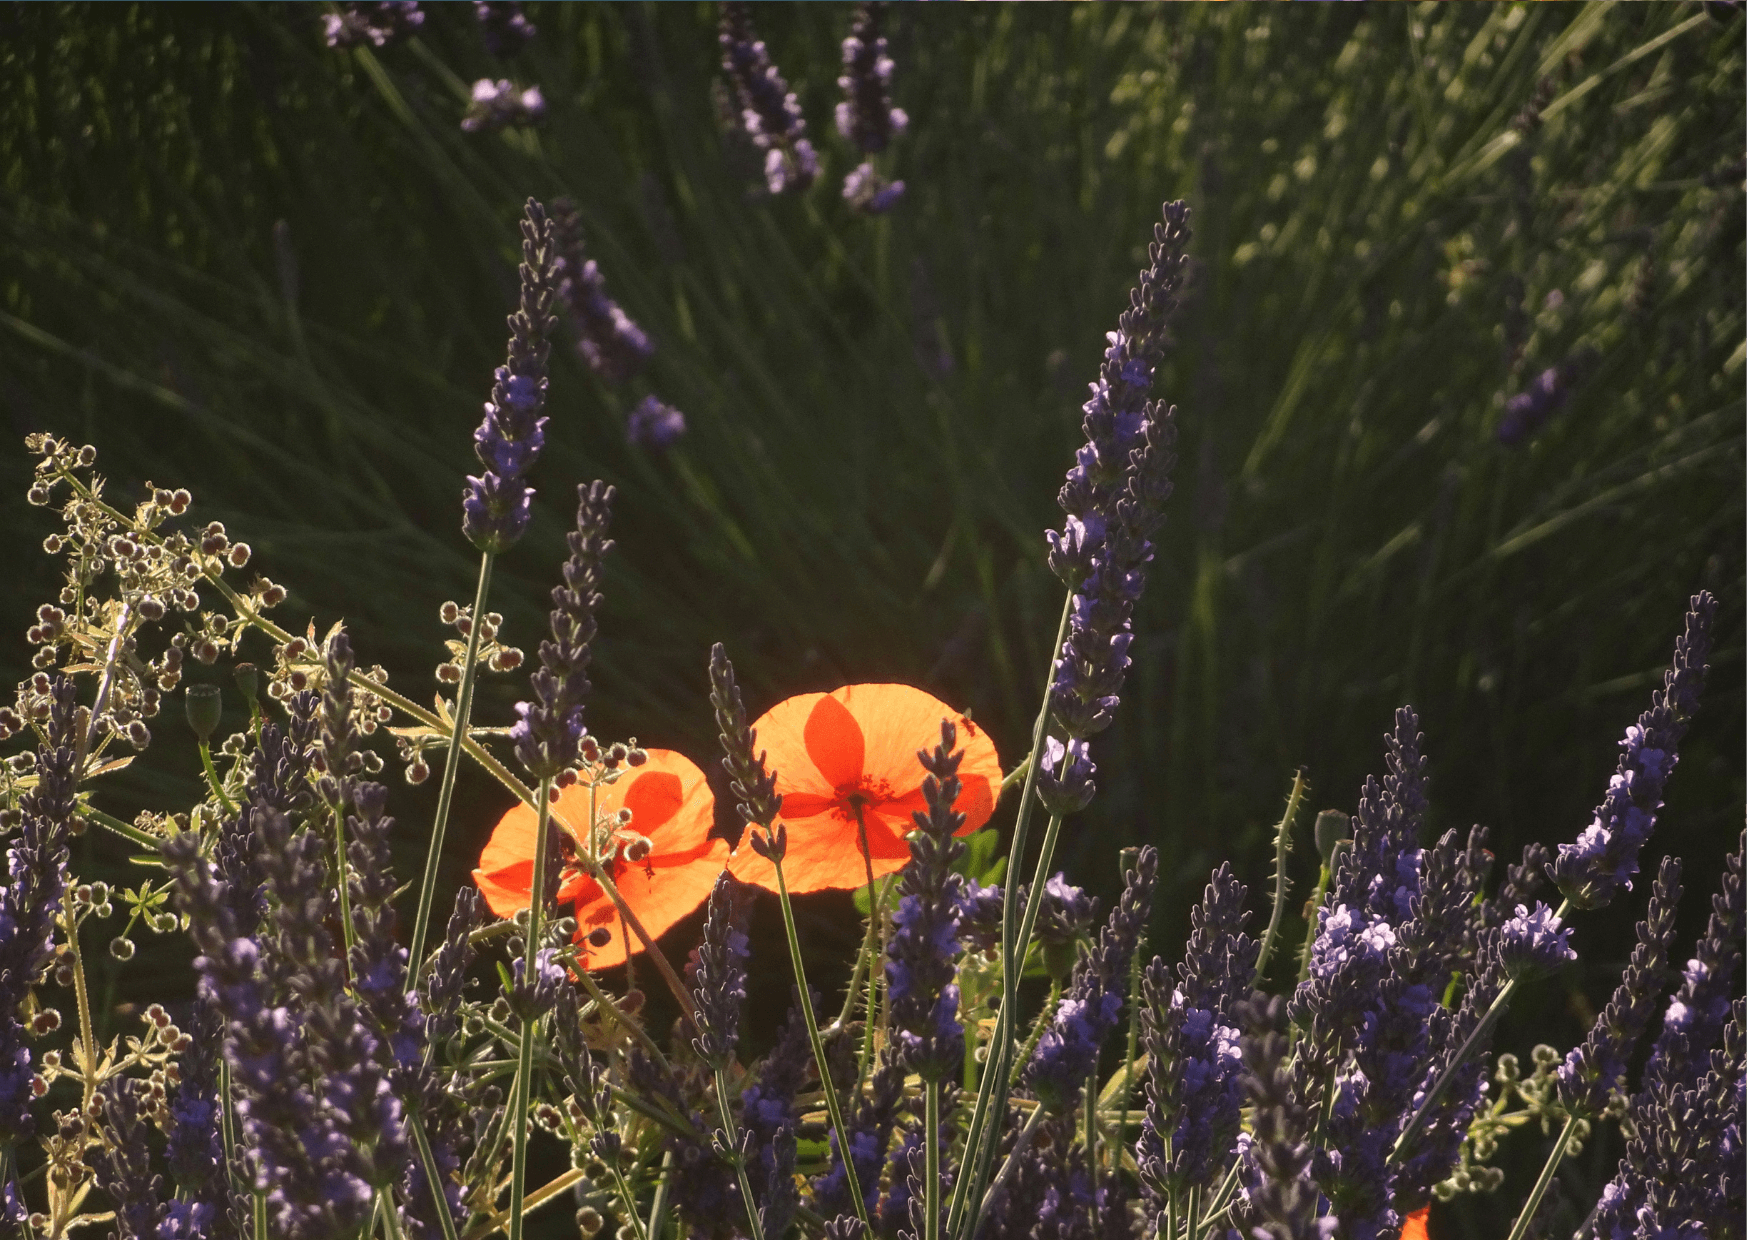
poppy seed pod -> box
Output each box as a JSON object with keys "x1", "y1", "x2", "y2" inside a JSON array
[
  {"x1": 183, "y1": 685, "x2": 222, "y2": 744},
  {"x1": 1313, "y1": 809, "x2": 1352, "y2": 867}
]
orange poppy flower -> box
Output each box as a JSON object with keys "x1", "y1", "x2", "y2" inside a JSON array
[
  {"x1": 728, "y1": 684, "x2": 1002, "y2": 894},
  {"x1": 1401, "y1": 1206, "x2": 1430, "y2": 1240},
  {"x1": 472, "y1": 748, "x2": 729, "y2": 971}
]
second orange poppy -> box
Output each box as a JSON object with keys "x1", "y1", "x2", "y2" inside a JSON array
[{"x1": 728, "y1": 683, "x2": 1001, "y2": 894}]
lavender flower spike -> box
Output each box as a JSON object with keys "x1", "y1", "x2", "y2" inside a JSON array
[
  {"x1": 550, "y1": 198, "x2": 655, "y2": 385},
  {"x1": 1045, "y1": 202, "x2": 1189, "y2": 749},
  {"x1": 1553, "y1": 591, "x2": 1716, "y2": 909},
  {"x1": 1644, "y1": 830, "x2": 1743, "y2": 1094},
  {"x1": 886, "y1": 720, "x2": 968, "y2": 1081},
  {"x1": 1496, "y1": 901, "x2": 1577, "y2": 978},
  {"x1": 461, "y1": 79, "x2": 545, "y2": 134},
  {"x1": 690, "y1": 872, "x2": 752, "y2": 1067},
  {"x1": 324, "y1": 2, "x2": 423, "y2": 49},
  {"x1": 0, "y1": 675, "x2": 76, "y2": 1143},
  {"x1": 1026, "y1": 846, "x2": 1158, "y2": 1111},
  {"x1": 1558, "y1": 856, "x2": 1682, "y2": 1118},
  {"x1": 474, "y1": 1, "x2": 535, "y2": 57},
  {"x1": 462, "y1": 199, "x2": 559, "y2": 553},
  {"x1": 837, "y1": 2, "x2": 907, "y2": 212},
  {"x1": 512, "y1": 481, "x2": 613, "y2": 779},
  {"x1": 720, "y1": 3, "x2": 818, "y2": 195},
  {"x1": 627, "y1": 395, "x2": 687, "y2": 450}
]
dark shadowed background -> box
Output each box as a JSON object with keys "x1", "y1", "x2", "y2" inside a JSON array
[{"x1": 1, "y1": 4, "x2": 1742, "y2": 1235}]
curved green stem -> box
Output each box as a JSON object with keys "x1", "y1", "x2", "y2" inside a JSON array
[
  {"x1": 924, "y1": 1081, "x2": 943, "y2": 1240},
  {"x1": 410, "y1": 552, "x2": 495, "y2": 980},
  {"x1": 1253, "y1": 768, "x2": 1308, "y2": 984},
  {"x1": 1505, "y1": 1114, "x2": 1581, "y2": 1240},
  {"x1": 770, "y1": 849, "x2": 871, "y2": 1234},
  {"x1": 198, "y1": 741, "x2": 238, "y2": 816}
]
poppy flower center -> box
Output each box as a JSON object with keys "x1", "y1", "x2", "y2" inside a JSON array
[{"x1": 834, "y1": 775, "x2": 896, "y2": 822}]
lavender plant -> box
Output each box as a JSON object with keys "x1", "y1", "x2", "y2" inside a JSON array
[{"x1": 0, "y1": 154, "x2": 1739, "y2": 1240}]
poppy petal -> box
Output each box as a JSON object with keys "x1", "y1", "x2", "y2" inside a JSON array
[
  {"x1": 803, "y1": 693, "x2": 865, "y2": 790},
  {"x1": 473, "y1": 748, "x2": 730, "y2": 973},
  {"x1": 729, "y1": 811, "x2": 911, "y2": 893}
]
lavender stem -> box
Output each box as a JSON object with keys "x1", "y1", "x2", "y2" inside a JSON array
[{"x1": 1504, "y1": 1113, "x2": 1581, "y2": 1240}]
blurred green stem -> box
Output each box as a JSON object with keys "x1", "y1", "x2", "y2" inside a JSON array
[
  {"x1": 508, "y1": 773, "x2": 554, "y2": 1240},
  {"x1": 924, "y1": 1080, "x2": 942, "y2": 1240},
  {"x1": 947, "y1": 594, "x2": 1071, "y2": 1240},
  {"x1": 409, "y1": 1111, "x2": 461, "y2": 1240},
  {"x1": 714, "y1": 1066, "x2": 767, "y2": 1240},
  {"x1": 769, "y1": 847, "x2": 871, "y2": 1234},
  {"x1": 198, "y1": 740, "x2": 237, "y2": 816},
  {"x1": 410, "y1": 552, "x2": 495, "y2": 980},
  {"x1": 1504, "y1": 1114, "x2": 1581, "y2": 1240}
]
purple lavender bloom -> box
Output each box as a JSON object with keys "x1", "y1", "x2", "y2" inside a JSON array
[
  {"x1": 1559, "y1": 857, "x2": 1683, "y2": 1118},
  {"x1": 1140, "y1": 864, "x2": 1258, "y2": 1201},
  {"x1": 836, "y1": 3, "x2": 906, "y2": 211},
  {"x1": 813, "y1": 1060, "x2": 904, "y2": 1220},
  {"x1": 1496, "y1": 901, "x2": 1577, "y2": 977},
  {"x1": 1496, "y1": 365, "x2": 1570, "y2": 446},
  {"x1": 955, "y1": 877, "x2": 1006, "y2": 954},
  {"x1": 1596, "y1": 1001, "x2": 1744, "y2": 1239},
  {"x1": 90, "y1": 1078, "x2": 167, "y2": 1239},
  {"x1": 474, "y1": 1, "x2": 535, "y2": 56},
  {"x1": 403, "y1": 889, "x2": 482, "y2": 1240},
  {"x1": 1035, "y1": 734, "x2": 1096, "y2": 814},
  {"x1": 462, "y1": 200, "x2": 558, "y2": 553},
  {"x1": 886, "y1": 721, "x2": 969, "y2": 1080},
  {"x1": 0, "y1": 675, "x2": 76, "y2": 1143},
  {"x1": 1329, "y1": 707, "x2": 1429, "y2": 930},
  {"x1": 627, "y1": 395, "x2": 687, "y2": 450},
  {"x1": 740, "y1": 995, "x2": 815, "y2": 1199},
  {"x1": 512, "y1": 481, "x2": 613, "y2": 779},
  {"x1": 689, "y1": 872, "x2": 752, "y2": 1067},
  {"x1": 163, "y1": 999, "x2": 227, "y2": 1209},
  {"x1": 460, "y1": 78, "x2": 545, "y2": 133},
  {"x1": 323, "y1": 2, "x2": 423, "y2": 49},
  {"x1": 1644, "y1": 832, "x2": 1743, "y2": 1097},
  {"x1": 719, "y1": 3, "x2": 818, "y2": 195},
  {"x1": 1045, "y1": 202, "x2": 1190, "y2": 747},
  {"x1": 550, "y1": 198, "x2": 656, "y2": 385},
  {"x1": 1229, "y1": 998, "x2": 1339, "y2": 1240},
  {"x1": 1553, "y1": 592, "x2": 1716, "y2": 909},
  {"x1": 1026, "y1": 847, "x2": 1158, "y2": 1112}
]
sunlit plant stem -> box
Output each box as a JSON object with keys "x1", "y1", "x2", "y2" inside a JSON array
[
  {"x1": 410, "y1": 552, "x2": 495, "y2": 978},
  {"x1": 507, "y1": 773, "x2": 553, "y2": 1240}
]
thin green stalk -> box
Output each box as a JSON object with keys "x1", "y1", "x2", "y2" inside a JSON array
[
  {"x1": 508, "y1": 774, "x2": 554, "y2": 1240},
  {"x1": 1198, "y1": 1158, "x2": 1245, "y2": 1237},
  {"x1": 380, "y1": 1189, "x2": 407, "y2": 1240},
  {"x1": 645, "y1": 1149, "x2": 674, "y2": 1240},
  {"x1": 1083, "y1": 1072, "x2": 1098, "y2": 1232},
  {"x1": 1504, "y1": 1114, "x2": 1581, "y2": 1240},
  {"x1": 974, "y1": 1102, "x2": 1044, "y2": 1221},
  {"x1": 80, "y1": 807, "x2": 162, "y2": 851},
  {"x1": 1008, "y1": 979, "x2": 1060, "y2": 1090},
  {"x1": 76, "y1": 600, "x2": 132, "y2": 773},
  {"x1": 1116, "y1": 945, "x2": 1144, "y2": 1144},
  {"x1": 852, "y1": 807, "x2": 888, "y2": 1091},
  {"x1": 960, "y1": 810, "x2": 1066, "y2": 1240},
  {"x1": 1253, "y1": 769, "x2": 1308, "y2": 984},
  {"x1": 714, "y1": 1066, "x2": 768, "y2": 1240},
  {"x1": 198, "y1": 741, "x2": 238, "y2": 816},
  {"x1": 946, "y1": 597, "x2": 1071, "y2": 1240},
  {"x1": 410, "y1": 1110, "x2": 462, "y2": 1240},
  {"x1": 1296, "y1": 860, "x2": 1336, "y2": 986},
  {"x1": 219, "y1": 1061, "x2": 242, "y2": 1200},
  {"x1": 770, "y1": 850, "x2": 871, "y2": 1233},
  {"x1": 409, "y1": 552, "x2": 495, "y2": 980},
  {"x1": 606, "y1": 1165, "x2": 649, "y2": 1240},
  {"x1": 924, "y1": 1081, "x2": 942, "y2": 1240},
  {"x1": 1391, "y1": 897, "x2": 1570, "y2": 1162},
  {"x1": 254, "y1": 1189, "x2": 268, "y2": 1240}
]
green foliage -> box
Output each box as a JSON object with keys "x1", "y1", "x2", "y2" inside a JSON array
[{"x1": 0, "y1": 1, "x2": 1740, "y2": 1082}]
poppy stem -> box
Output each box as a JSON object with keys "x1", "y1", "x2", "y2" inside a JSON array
[
  {"x1": 409, "y1": 551, "x2": 496, "y2": 985},
  {"x1": 768, "y1": 852, "x2": 873, "y2": 1234},
  {"x1": 586, "y1": 861, "x2": 702, "y2": 1035},
  {"x1": 853, "y1": 807, "x2": 887, "y2": 1092},
  {"x1": 946, "y1": 594, "x2": 1072, "y2": 1240},
  {"x1": 509, "y1": 774, "x2": 555, "y2": 1240}
]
